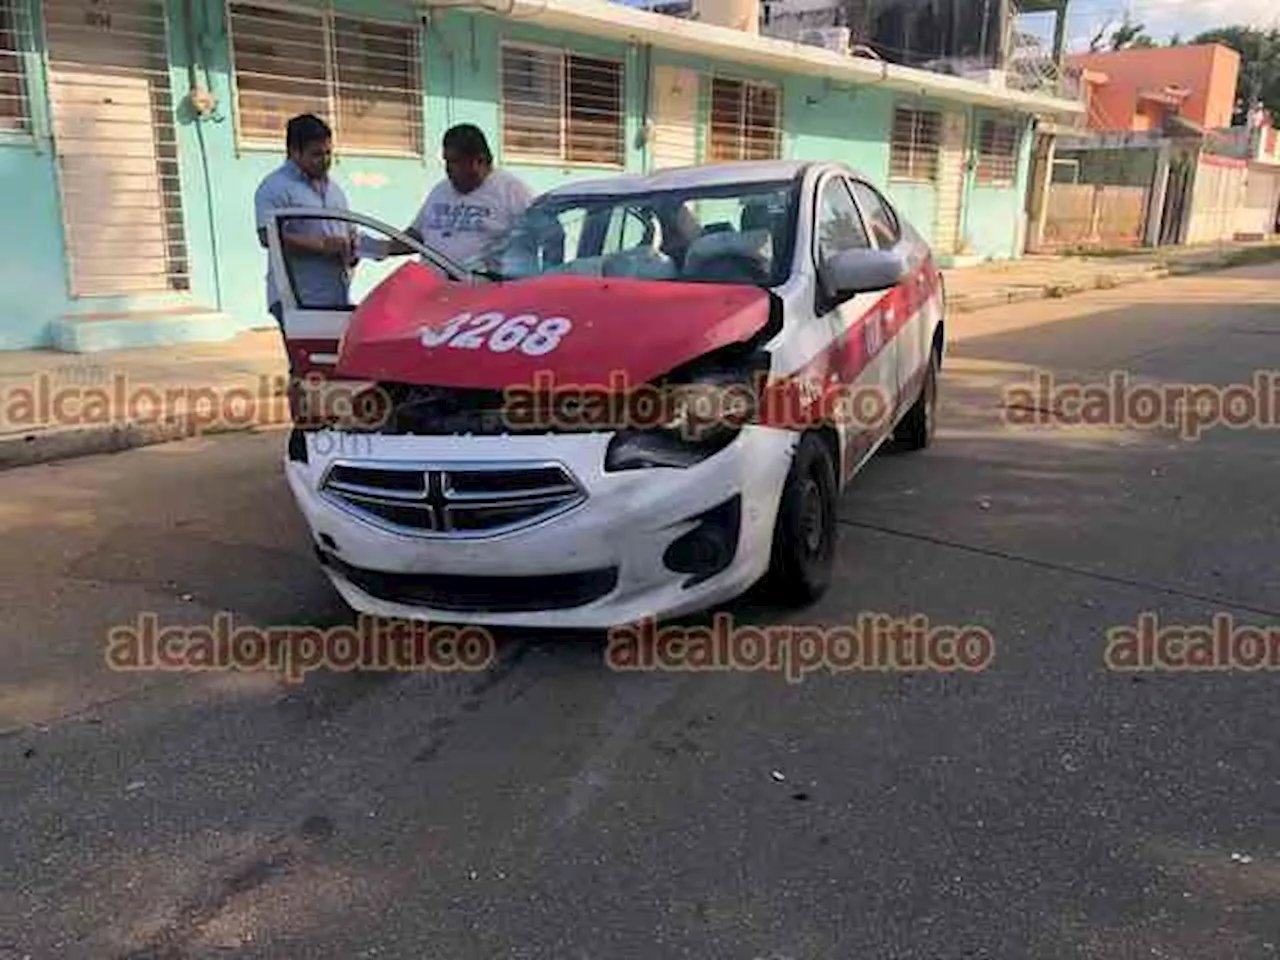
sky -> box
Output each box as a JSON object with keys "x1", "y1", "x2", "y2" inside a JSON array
[
  {"x1": 612, "y1": 0, "x2": 1280, "y2": 48},
  {"x1": 1005, "y1": 0, "x2": 1273, "y2": 51}
]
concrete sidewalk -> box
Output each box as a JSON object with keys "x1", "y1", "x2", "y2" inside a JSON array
[
  {"x1": 945, "y1": 239, "x2": 1280, "y2": 313},
  {"x1": 0, "y1": 330, "x2": 292, "y2": 470},
  {"x1": 3, "y1": 237, "x2": 1279, "y2": 470}
]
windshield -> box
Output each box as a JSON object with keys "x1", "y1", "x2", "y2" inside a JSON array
[{"x1": 471, "y1": 179, "x2": 800, "y2": 287}]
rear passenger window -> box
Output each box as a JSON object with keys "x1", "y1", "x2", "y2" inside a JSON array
[
  {"x1": 850, "y1": 180, "x2": 901, "y2": 248},
  {"x1": 816, "y1": 178, "x2": 871, "y2": 265}
]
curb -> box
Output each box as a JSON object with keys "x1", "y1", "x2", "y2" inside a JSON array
[
  {"x1": 0, "y1": 406, "x2": 292, "y2": 473},
  {"x1": 947, "y1": 264, "x2": 1169, "y2": 314}
]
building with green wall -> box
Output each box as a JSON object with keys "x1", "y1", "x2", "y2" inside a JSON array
[{"x1": 0, "y1": 0, "x2": 1081, "y2": 352}]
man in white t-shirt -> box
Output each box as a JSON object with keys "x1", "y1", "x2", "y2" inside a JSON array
[{"x1": 396, "y1": 124, "x2": 534, "y2": 268}]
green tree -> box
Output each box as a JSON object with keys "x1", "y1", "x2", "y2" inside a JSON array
[
  {"x1": 1110, "y1": 17, "x2": 1154, "y2": 50},
  {"x1": 1088, "y1": 14, "x2": 1155, "y2": 52},
  {"x1": 1192, "y1": 26, "x2": 1280, "y2": 125}
]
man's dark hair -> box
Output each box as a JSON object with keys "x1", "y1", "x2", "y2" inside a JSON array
[
  {"x1": 443, "y1": 123, "x2": 493, "y2": 163},
  {"x1": 286, "y1": 114, "x2": 332, "y2": 153}
]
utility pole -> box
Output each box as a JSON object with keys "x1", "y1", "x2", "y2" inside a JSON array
[
  {"x1": 1245, "y1": 43, "x2": 1263, "y2": 127},
  {"x1": 1052, "y1": 0, "x2": 1068, "y2": 67}
]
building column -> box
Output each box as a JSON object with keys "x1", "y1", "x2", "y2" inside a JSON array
[{"x1": 1024, "y1": 129, "x2": 1056, "y2": 253}]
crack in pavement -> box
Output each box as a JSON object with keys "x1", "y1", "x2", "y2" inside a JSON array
[
  {"x1": 838, "y1": 518, "x2": 1280, "y2": 619},
  {"x1": 111, "y1": 843, "x2": 296, "y2": 960}
]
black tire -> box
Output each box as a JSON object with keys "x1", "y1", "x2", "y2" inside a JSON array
[
  {"x1": 762, "y1": 432, "x2": 839, "y2": 606},
  {"x1": 895, "y1": 347, "x2": 939, "y2": 451}
]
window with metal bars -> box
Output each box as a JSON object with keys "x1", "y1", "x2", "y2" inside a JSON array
[
  {"x1": 226, "y1": 1, "x2": 422, "y2": 156},
  {"x1": 709, "y1": 77, "x2": 780, "y2": 162},
  {"x1": 976, "y1": 118, "x2": 1020, "y2": 184},
  {"x1": 499, "y1": 43, "x2": 624, "y2": 166},
  {"x1": 889, "y1": 107, "x2": 941, "y2": 183},
  {"x1": 0, "y1": 0, "x2": 31, "y2": 132}
]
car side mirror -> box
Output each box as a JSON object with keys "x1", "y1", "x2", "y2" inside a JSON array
[{"x1": 822, "y1": 248, "x2": 909, "y2": 301}]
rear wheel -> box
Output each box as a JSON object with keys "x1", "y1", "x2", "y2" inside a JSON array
[
  {"x1": 895, "y1": 348, "x2": 939, "y2": 451},
  {"x1": 762, "y1": 432, "x2": 838, "y2": 606}
]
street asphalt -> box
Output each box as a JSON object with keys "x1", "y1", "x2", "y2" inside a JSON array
[{"x1": 1, "y1": 263, "x2": 1278, "y2": 960}]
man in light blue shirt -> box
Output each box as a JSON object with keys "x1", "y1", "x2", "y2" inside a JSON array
[{"x1": 253, "y1": 114, "x2": 355, "y2": 329}]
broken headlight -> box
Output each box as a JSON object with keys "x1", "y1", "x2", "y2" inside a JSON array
[{"x1": 603, "y1": 359, "x2": 765, "y2": 472}]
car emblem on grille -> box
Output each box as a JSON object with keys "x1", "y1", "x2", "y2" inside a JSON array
[{"x1": 423, "y1": 470, "x2": 448, "y2": 531}]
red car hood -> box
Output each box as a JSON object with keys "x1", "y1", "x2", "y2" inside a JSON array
[{"x1": 334, "y1": 262, "x2": 773, "y2": 390}]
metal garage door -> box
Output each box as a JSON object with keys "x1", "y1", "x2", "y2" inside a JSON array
[
  {"x1": 1237, "y1": 166, "x2": 1280, "y2": 238},
  {"x1": 43, "y1": 0, "x2": 190, "y2": 297},
  {"x1": 649, "y1": 64, "x2": 700, "y2": 171}
]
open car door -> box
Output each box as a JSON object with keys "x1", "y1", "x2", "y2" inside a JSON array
[{"x1": 263, "y1": 207, "x2": 471, "y2": 383}]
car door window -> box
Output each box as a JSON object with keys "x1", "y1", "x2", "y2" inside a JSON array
[
  {"x1": 815, "y1": 177, "x2": 871, "y2": 269},
  {"x1": 272, "y1": 211, "x2": 454, "y2": 311},
  {"x1": 271, "y1": 212, "x2": 358, "y2": 312},
  {"x1": 347, "y1": 225, "x2": 430, "y2": 305},
  {"x1": 849, "y1": 180, "x2": 902, "y2": 249}
]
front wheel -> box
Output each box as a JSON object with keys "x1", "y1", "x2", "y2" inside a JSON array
[
  {"x1": 761, "y1": 433, "x2": 838, "y2": 607},
  {"x1": 895, "y1": 349, "x2": 939, "y2": 451}
]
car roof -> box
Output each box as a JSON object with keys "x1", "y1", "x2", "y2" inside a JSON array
[{"x1": 537, "y1": 159, "x2": 864, "y2": 199}]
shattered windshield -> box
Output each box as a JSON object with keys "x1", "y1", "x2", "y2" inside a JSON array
[{"x1": 472, "y1": 179, "x2": 801, "y2": 287}]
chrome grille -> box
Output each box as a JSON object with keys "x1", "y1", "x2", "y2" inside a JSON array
[{"x1": 319, "y1": 460, "x2": 585, "y2": 538}]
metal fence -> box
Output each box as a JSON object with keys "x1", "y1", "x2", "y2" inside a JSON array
[{"x1": 1041, "y1": 183, "x2": 1149, "y2": 249}]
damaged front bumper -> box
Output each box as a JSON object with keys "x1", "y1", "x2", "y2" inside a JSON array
[{"x1": 284, "y1": 425, "x2": 798, "y2": 629}]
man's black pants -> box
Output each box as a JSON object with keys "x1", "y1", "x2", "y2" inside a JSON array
[{"x1": 268, "y1": 302, "x2": 305, "y2": 422}]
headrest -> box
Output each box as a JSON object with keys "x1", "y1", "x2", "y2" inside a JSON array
[{"x1": 740, "y1": 202, "x2": 777, "y2": 233}]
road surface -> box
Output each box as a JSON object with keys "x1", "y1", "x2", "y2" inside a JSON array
[{"x1": 2, "y1": 264, "x2": 1279, "y2": 960}]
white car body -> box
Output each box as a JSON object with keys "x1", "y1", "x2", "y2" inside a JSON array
[{"x1": 268, "y1": 160, "x2": 946, "y2": 629}]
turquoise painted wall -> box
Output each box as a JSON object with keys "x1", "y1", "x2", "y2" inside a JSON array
[
  {"x1": 887, "y1": 184, "x2": 939, "y2": 246},
  {"x1": 0, "y1": 0, "x2": 1037, "y2": 350},
  {"x1": 787, "y1": 82, "x2": 949, "y2": 247},
  {"x1": 0, "y1": 0, "x2": 66, "y2": 350},
  {"x1": 784, "y1": 77, "x2": 893, "y2": 179},
  {"x1": 0, "y1": 145, "x2": 67, "y2": 349}
]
